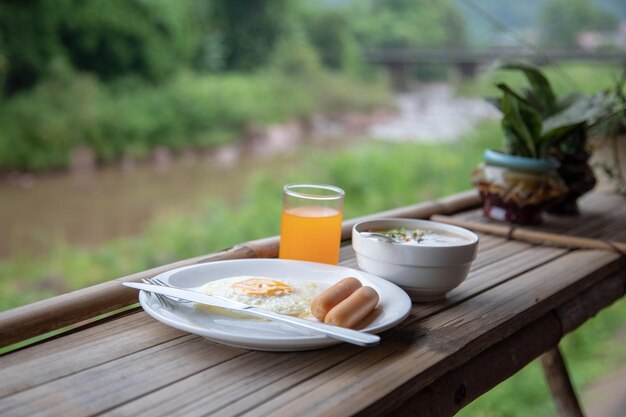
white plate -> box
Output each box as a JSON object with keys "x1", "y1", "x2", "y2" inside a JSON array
[{"x1": 138, "y1": 259, "x2": 412, "y2": 351}]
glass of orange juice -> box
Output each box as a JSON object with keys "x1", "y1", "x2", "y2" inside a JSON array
[{"x1": 279, "y1": 184, "x2": 345, "y2": 265}]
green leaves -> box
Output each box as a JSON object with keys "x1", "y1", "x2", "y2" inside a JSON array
[
  {"x1": 543, "y1": 92, "x2": 615, "y2": 134},
  {"x1": 350, "y1": 0, "x2": 467, "y2": 49},
  {"x1": 498, "y1": 84, "x2": 542, "y2": 158},
  {"x1": 499, "y1": 63, "x2": 558, "y2": 116},
  {"x1": 494, "y1": 63, "x2": 615, "y2": 159}
]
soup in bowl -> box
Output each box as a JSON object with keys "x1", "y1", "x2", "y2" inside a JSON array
[{"x1": 352, "y1": 218, "x2": 479, "y2": 302}]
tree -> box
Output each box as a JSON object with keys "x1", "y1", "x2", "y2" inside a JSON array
[
  {"x1": 209, "y1": 0, "x2": 293, "y2": 72},
  {"x1": 299, "y1": 6, "x2": 360, "y2": 73},
  {"x1": 0, "y1": 0, "x2": 198, "y2": 94},
  {"x1": 0, "y1": 0, "x2": 71, "y2": 94},
  {"x1": 350, "y1": 0, "x2": 467, "y2": 49},
  {"x1": 541, "y1": 0, "x2": 619, "y2": 48}
]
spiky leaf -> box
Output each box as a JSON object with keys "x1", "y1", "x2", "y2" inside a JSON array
[
  {"x1": 499, "y1": 86, "x2": 542, "y2": 158},
  {"x1": 499, "y1": 63, "x2": 558, "y2": 115}
]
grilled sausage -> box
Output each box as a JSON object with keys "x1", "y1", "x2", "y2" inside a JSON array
[
  {"x1": 311, "y1": 277, "x2": 362, "y2": 322},
  {"x1": 324, "y1": 286, "x2": 379, "y2": 329}
]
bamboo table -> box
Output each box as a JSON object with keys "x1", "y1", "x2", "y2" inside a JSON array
[{"x1": 0, "y1": 190, "x2": 624, "y2": 417}]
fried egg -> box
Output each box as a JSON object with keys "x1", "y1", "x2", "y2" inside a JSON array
[{"x1": 197, "y1": 276, "x2": 321, "y2": 318}]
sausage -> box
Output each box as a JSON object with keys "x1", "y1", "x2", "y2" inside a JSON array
[
  {"x1": 324, "y1": 286, "x2": 379, "y2": 329},
  {"x1": 311, "y1": 277, "x2": 362, "y2": 322}
]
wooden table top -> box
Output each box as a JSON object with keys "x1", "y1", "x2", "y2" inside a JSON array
[{"x1": 0, "y1": 192, "x2": 624, "y2": 417}]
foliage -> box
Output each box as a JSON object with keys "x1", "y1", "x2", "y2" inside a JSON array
[
  {"x1": 298, "y1": 5, "x2": 361, "y2": 74},
  {"x1": 493, "y1": 63, "x2": 614, "y2": 159},
  {"x1": 350, "y1": 0, "x2": 467, "y2": 49},
  {"x1": 0, "y1": 0, "x2": 197, "y2": 94},
  {"x1": 267, "y1": 34, "x2": 322, "y2": 79},
  {"x1": 62, "y1": 0, "x2": 196, "y2": 82},
  {"x1": 0, "y1": 68, "x2": 389, "y2": 171},
  {"x1": 541, "y1": 0, "x2": 619, "y2": 48},
  {"x1": 0, "y1": 63, "x2": 102, "y2": 170},
  {"x1": 0, "y1": 0, "x2": 482, "y2": 172},
  {"x1": 0, "y1": 0, "x2": 65, "y2": 94},
  {"x1": 208, "y1": 0, "x2": 294, "y2": 72},
  {"x1": 0, "y1": 0, "x2": 406, "y2": 172}
]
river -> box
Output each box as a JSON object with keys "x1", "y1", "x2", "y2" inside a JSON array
[{"x1": 0, "y1": 84, "x2": 498, "y2": 260}]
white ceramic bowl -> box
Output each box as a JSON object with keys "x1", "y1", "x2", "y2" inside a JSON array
[{"x1": 352, "y1": 218, "x2": 479, "y2": 302}]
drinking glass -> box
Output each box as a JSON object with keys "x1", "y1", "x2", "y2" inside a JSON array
[{"x1": 279, "y1": 184, "x2": 345, "y2": 265}]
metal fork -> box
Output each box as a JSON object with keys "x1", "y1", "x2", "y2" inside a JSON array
[
  {"x1": 141, "y1": 278, "x2": 168, "y2": 307},
  {"x1": 142, "y1": 277, "x2": 191, "y2": 304}
]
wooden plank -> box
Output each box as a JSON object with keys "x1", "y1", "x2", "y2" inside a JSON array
[
  {"x1": 100, "y1": 241, "x2": 568, "y2": 416},
  {"x1": 469, "y1": 239, "x2": 534, "y2": 270},
  {"x1": 459, "y1": 192, "x2": 624, "y2": 235},
  {"x1": 0, "y1": 239, "x2": 572, "y2": 414},
  {"x1": 0, "y1": 336, "x2": 248, "y2": 416},
  {"x1": 0, "y1": 192, "x2": 621, "y2": 417},
  {"x1": 0, "y1": 218, "x2": 527, "y2": 398},
  {"x1": 473, "y1": 234, "x2": 506, "y2": 250},
  {"x1": 105, "y1": 344, "x2": 363, "y2": 417},
  {"x1": 0, "y1": 312, "x2": 187, "y2": 399},
  {"x1": 343, "y1": 238, "x2": 566, "y2": 325},
  {"x1": 236, "y1": 250, "x2": 620, "y2": 417},
  {"x1": 445, "y1": 192, "x2": 625, "y2": 242},
  {"x1": 432, "y1": 215, "x2": 626, "y2": 252},
  {"x1": 0, "y1": 245, "x2": 261, "y2": 349},
  {"x1": 384, "y1": 268, "x2": 626, "y2": 417},
  {"x1": 411, "y1": 245, "x2": 566, "y2": 322},
  {"x1": 0, "y1": 190, "x2": 481, "y2": 349},
  {"x1": 53, "y1": 247, "x2": 612, "y2": 417},
  {"x1": 555, "y1": 271, "x2": 626, "y2": 334},
  {"x1": 381, "y1": 312, "x2": 563, "y2": 417}
]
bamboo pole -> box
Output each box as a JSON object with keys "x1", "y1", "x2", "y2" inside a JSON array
[
  {"x1": 0, "y1": 190, "x2": 481, "y2": 349},
  {"x1": 430, "y1": 215, "x2": 626, "y2": 254},
  {"x1": 541, "y1": 347, "x2": 586, "y2": 417}
]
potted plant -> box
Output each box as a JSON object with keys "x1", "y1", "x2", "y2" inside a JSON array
[
  {"x1": 492, "y1": 63, "x2": 615, "y2": 215},
  {"x1": 471, "y1": 78, "x2": 567, "y2": 225}
]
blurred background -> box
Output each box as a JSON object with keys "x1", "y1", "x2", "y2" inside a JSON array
[{"x1": 0, "y1": 0, "x2": 625, "y2": 415}]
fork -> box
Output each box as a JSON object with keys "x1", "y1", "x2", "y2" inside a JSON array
[
  {"x1": 141, "y1": 277, "x2": 191, "y2": 306},
  {"x1": 150, "y1": 277, "x2": 192, "y2": 303},
  {"x1": 141, "y1": 278, "x2": 168, "y2": 306}
]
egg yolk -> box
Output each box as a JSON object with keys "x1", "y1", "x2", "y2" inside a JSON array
[{"x1": 231, "y1": 278, "x2": 293, "y2": 297}]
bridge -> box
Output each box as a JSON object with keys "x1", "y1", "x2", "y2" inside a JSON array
[{"x1": 364, "y1": 48, "x2": 626, "y2": 91}]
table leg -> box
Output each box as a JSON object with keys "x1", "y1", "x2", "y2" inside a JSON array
[{"x1": 541, "y1": 347, "x2": 585, "y2": 417}]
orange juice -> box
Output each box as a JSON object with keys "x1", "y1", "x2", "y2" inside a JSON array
[{"x1": 279, "y1": 206, "x2": 343, "y2": 264}]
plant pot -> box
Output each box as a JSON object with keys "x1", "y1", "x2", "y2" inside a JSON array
[
  {"x1": 471, "y1": 150, "x2": 567, "y2": 225},
  {"x1": 547, "y1": 150, "x2": 596, "y2": 216}
]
